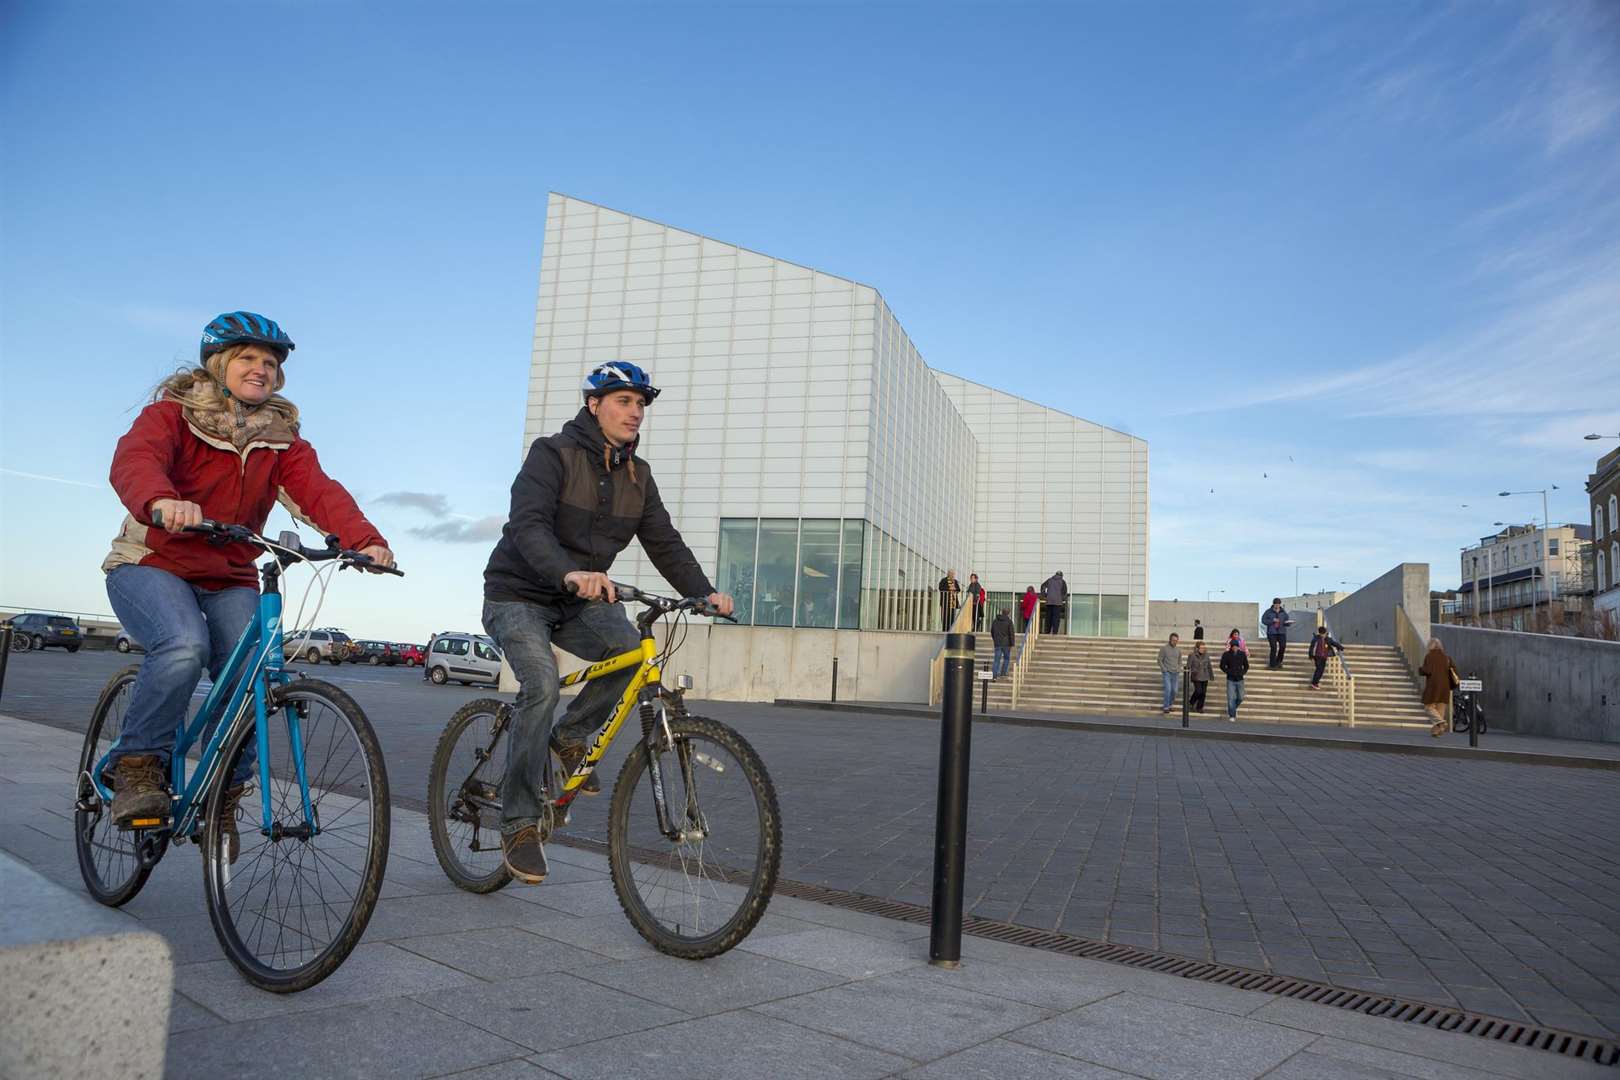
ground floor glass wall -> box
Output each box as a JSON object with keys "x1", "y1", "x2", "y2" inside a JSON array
[{"x1": 715, "y1": 518, "x2": 865, "y2": 629}]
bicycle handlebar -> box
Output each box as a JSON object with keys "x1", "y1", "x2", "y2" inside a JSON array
[
  {"x1": 150, "y1": 510, "x2": 404, "y2": 576},
  {"x1": 565, "y1": 578, "x2": 738, "y2": 622}
]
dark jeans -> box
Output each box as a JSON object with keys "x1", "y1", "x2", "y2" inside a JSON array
[
  {"x1": 1043, "y1": 604, "x2": 1064, "y2": 635},
  {"x1": 482, "y1": 597, "x2": 642, "y2": 834},
  {"x1": 104, "y1": 565, "x2": 259, "y2": 782},
  {"x1": 1312, "y1": 657, "x2": 1327, "y2": 686},
  {"x1": 1268, "y1": 635, "x2": 1286, "y2": 667},
  {"x1": 1189, "y1": 680, "x2": 1208, "y2": 712},
  {"x1": 992, "y1": 645, "x2": 1011, "y2": 678}
]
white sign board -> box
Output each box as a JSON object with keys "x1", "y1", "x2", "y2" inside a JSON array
[
  {"x1": 976, "y1": 669, "x2": 995, "y2": 681},
  {"x1": 1457, "y1": 678, "x2": 1483, "y2": 693}
]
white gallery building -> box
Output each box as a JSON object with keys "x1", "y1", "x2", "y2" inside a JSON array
[{"x1": 523, "y1": 194, "x2": 1149, "y2": 699}]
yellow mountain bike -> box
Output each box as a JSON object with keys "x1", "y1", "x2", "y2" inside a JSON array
[{"x1": 425, "y1": 583, "x2": 781, "y2": 959}]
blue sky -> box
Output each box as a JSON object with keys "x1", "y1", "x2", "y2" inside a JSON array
[{"x1": 3, "y1": 1, "x2": 1617, "y2": 641}]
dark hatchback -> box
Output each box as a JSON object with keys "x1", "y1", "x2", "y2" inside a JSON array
[
  {"x1": 351, "y1": 640, "x2": 400, "y2": 666},
  {"x1": 6, "y1": 613, "x2": 83, "y2": 652}
]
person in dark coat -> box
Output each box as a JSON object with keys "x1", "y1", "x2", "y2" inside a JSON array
[
  {"x1": 1219, "y1": 637, "x2": 1250, "y2": 721},
  {"x1": 990, "y1": 608, "x2": 1015, "y2": 679},
  {"x1": 1192, "y1": 618, "x2": 1204, "y2": 642},
  {"x1": 938, "y1": 570, "x2": 961, "y2": 631},
  {"x1": 1040, "y1": 571, "x2": 1068, "y2": 635},
  {"x1": 1019, "y1": 586, "x2": 1038, "y2": 632},
  {"x1": 1307, "y1": 625, "x2": 1343, "y2": 689},
  {"x1": 1261, "y1": 598, "x2": 1293, "y2": 668},
  {"x1": 967, "y1": 572, "x2": 986, "y2": 631},
  {"x1": 1418, "y1": 637, "x2": 1456, "y2": 738},
  {"x1": 1187, "y1": 641, "x2": 1213, "y2": 713}
]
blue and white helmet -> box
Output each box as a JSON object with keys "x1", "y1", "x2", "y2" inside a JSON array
[
  {"x1": 581, "y1": 361, "x2": 660, "y2": 404},
  {"x1": 200, "y1": 311, "x2": 295, "y2": 362}
]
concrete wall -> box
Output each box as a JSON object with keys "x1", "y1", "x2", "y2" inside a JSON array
[
  {"x1": 1324, "y1": 563, "x2": 1431, "y2": 646},
  {"x1": 1433, "y1": 624, "x2": 1620, "y2": 743},
  {"x1": 513, "y1": 624, "x2": 941, "y2": 704},
  {"x1": 1148, "y1": 601, "x2": 1260, "y2": 643}
]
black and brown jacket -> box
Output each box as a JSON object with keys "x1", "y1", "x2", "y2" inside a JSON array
[{"x1": 483, "y1": 408, "x2": 714, "y2": 606}]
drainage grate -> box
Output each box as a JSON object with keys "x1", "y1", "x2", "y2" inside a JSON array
[{"x1": 551, "y1": 834, "x2": 1620, "y2": 1068}]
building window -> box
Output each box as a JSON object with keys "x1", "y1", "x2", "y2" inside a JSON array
[
  {"x1": 1549, "y1": 538, "x2": 1559, "y2": 556},
  {"x1": 1101, "y1": 595, "x2": 1130, "y2": 637},
  {"x1": 716, "y1": 520, "x2": 759, "y2": 626},
  {"x1": 1070, "y1": 594, "x2": 1099, "y2": 636},
  {"x1": 1611, "y1": 495, "x2": 1618, "y2": 534},
  {"x1": 1613, "y1": 542, "x2": 1619, "y2": 591},
  {"x1": 1599, "y1": 504, "x2": 1608, "y2": 541},
  {"x1": 1600, "y1": 549, "x2": 1608, "y2": 592},
  {"x1": 795, "y1": 520, "x2": 840, "y2": 629},
  {"x1": 838, "y1": 520, "x2": 863, "y2": 630}
]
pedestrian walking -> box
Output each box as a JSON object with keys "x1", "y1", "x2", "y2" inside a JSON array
[
  {"x1": 967, "y1": 572, "x2": 986, "y2": 631},
  {"x1": 1040, "y1": 571, "x2": 1068, "y2": 635},
  {"x1": 1307, "y1": 625, "x2": 1342, "y2": 689},
  {"x1": 938, "y1": 569, "x2": 961, "y2": 631},
  {"x1": 1262, "y1": 598, "x2": 1293, "y2": 668},
  {"x1": 990, "y1": 608, "x2": 1014, "y2": 679},
  {"x1": 1192, "y1": 618, "x2": 1204, "y2": 641},
  {"x1": 1157, "y1": 633, "x2": 1181, "y2": 714},
  {"x1": 1227, "y1": 628, "x2": 1250, "y2": 655},
  {"x1": 1187, "y1": 641, "x2": 1212, "y2": 713},
  {"x1": 1019, "y1": 586, "x2": 1038, "y2": 633},
  {"x1": 1219, "y1": 636, "x2": 1249, "y2": 721},
  {"x1": 1418, "y1": 637, "x2": 1458, "y2": 738}
]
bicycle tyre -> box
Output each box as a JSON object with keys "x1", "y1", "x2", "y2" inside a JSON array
[
  {"x1": 607, "y1": 714, "x2": 781, "y2": 959},
  {"x1": 74, "y1": 666, "x2": 154, "y2": 906},
  {"x1": 201, "y1": 678, "x2": 390, "y2": 993},
  {"x1": 427, "y1": 698, "x2": 512, "y2": 893}
]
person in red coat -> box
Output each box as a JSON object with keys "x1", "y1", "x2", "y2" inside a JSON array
[
  {"x1": 1018, "y1": 586, "x2": 1038, "y2": 633},
  {"x1": 102, "y1": 311, "x2": 392, "y2": 839}
]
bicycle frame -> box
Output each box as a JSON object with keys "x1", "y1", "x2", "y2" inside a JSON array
[
  {"x1": 552, "y1": 636, "x2": 661, "y2": 809},
  {"x1": 91, "y1": 565, "x2": 308, "y2": 839}
]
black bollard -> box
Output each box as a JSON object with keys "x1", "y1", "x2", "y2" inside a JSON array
[
  {"x1": 931, "y1": 632, "x2": 974, "y2": 968},
  {"x1": 0, "y1": 626, "x2": 11, "y2": 705},
  {"x1": 980, "y1": 665, "x2": 989, "y2": 714},
  {"x1": 831, "y1": 656, "x2": 838, "y2": 703},
  {"x1": 1467, "y1": 692, "x2": 1478, "y2": 749},
  {"x1": 1181, "y1": 663, "x2": 1189, "y2": 728}
]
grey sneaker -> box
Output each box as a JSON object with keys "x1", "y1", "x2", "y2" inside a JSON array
[
  {"x1": 501, "y1": 826, "x2": 548, "y2": 884},
  {"x1": 110, "y1": 755, "x2": 170, "y2": 827},
  {"x1": 553, "y1": 742, "x2": 600, "y2": 795}
]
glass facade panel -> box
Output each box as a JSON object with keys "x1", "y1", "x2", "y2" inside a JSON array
[
  {"x1": 1070, "y1": 594, "x2": 1099, "y2": 637},
  {"x1": 839, "y1": 520, "x2": 864, "y2": 629},
  {"x1": 754, "y1": 519, "x2": 800, "y2": 627},
  {"x1": 1101, "y1": 594, "x2": 1129, "y2": 637},
  {"x1": 797, "y1": 520, "x2": 840, "y2": 628},
  {"x1": 716, "y1": 519, "x2": 758, "y2": 626}
]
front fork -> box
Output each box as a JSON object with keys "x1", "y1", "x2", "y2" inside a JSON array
[{"x1": 641, "y1": 690, "x2": 703, "y2": 842}]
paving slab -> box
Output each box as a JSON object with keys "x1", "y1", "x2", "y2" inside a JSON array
[
  {"x1": 411, "y1": 970, "x2": 689, "y2": 1054},
  {"x1": 577, "y1": 947, "x2": 845, "y2": 1014},
  {"x1": 899, "y1": 1037, "x2": 1139, "y2": 1079}
]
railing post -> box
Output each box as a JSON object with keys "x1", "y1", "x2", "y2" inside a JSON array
[
  {"x1": 930, "y1": 632, "x2": 974, "y2": 968},
  {"x1": 1180, "y1": 661, "x2": 1190, "y2": 727}
]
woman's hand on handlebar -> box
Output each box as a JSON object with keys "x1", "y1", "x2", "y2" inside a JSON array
[
  {"x1": 149, "y1": 499, "x2": 204, "y2": 533},
  {"x1": 564, "y1": 571, "x2": 617, "y2": 603},
  {"x1": 358, "y1": 545, "x2": 395, "y2": 570}
]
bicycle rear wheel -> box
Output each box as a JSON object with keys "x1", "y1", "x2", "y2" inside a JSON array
[
  {"x1": 427, "y1": 698, "x2": 512, "y2": 892},
  {"x1": 74, "y1": 666, "x2": 154, "y2": 906},
  {"x1": 201, "y1": 679, "x2": 389, "y2": 992},
  {"x1": 607, "y1": 713, "x2": 780, "y2": 959}
]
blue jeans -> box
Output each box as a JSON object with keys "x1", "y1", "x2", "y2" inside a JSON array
[
  {"x1": 1161, "y1": 670, "x2": 1179, "y2": 710},
  {"x1": 992, "y1": 645, "x2": 1010, "y2": 678},
  {"x1": 1226, "y1": 678, "x2": 1245, "y2": 718},
  {"x1": 105, "y1": 565, "x2": 260, "y2": 781},
  {"x1": 482, "y1": 597, "x2": 643, "y2": 834}
]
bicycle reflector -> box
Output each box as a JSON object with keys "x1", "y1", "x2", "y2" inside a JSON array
[{"x1": 674, "y1": 674, "x2": 694, "y2": 690}]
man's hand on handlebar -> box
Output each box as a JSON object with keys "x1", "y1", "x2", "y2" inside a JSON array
[
  {"x1": 564, "y1": 571, "x2": 617, "y2": 603},
  {"x1": 705, "y1": 592, "x2": 736, "y2": 618},
  {"x1": 149, "y1": 499, "x2": 205, "y2": 533}
]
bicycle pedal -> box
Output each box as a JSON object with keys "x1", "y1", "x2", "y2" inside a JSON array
[{"x1": 119, "y1": 817, "x2": 170, "y2": 831}]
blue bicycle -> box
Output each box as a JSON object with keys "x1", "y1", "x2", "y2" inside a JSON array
[{"x1": 74, "y1": 519, "x2": 401, "y2": 992}]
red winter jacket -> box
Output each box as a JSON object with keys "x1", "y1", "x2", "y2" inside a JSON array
[{"x1": 104, "y1": 400, "x2": 387, "y2": 590}]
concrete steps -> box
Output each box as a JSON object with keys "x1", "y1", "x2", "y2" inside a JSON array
[{"x1": 972, "y1": 635, "x2": 1431, "y2": 729}]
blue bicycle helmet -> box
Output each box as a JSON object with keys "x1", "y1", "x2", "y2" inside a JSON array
[
  {"x1": 581, "y1": 361, "x2": 660, "y2": 404},
  {"x1": 200, "y1": 311, "x2": 296, "y2": 362}
]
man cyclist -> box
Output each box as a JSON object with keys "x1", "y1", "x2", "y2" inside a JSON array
[{"x1": 482, "y1": 361, "x2": 734, "y2": 884}]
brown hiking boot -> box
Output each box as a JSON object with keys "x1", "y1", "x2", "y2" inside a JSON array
[
  {"x1": 110, "y1": 755, "x2": 170, "y2": 828},
  {"x1": 214, "y1": 783, "x2": 249, "y2": 865},
  {"x1": 500, "y1": 825, "x2": 548, "y2": 884},
  {"x1": 553, "y1": 742, "x2": 600, "y2": 795}
]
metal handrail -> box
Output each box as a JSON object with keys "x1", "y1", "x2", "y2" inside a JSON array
[
  {"x1": 1316, "y1": 610, "x2": 1356, "y2": 727},
  {"x1": 928, "y1": 590, "x2": 978, "y2": 705},
  {"x1": 1009, "y1": 600, "x2": 1043, "y2": 707}
]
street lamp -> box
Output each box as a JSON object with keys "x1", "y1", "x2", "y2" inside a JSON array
[
  {"x1": 1294, "y1": 564, "x2": 1319, "y2": 596},
  {"x1": 1585, "y1": 433, "x2": 1619, "y2": 441},
  {"x1": 1499, "y1": 489, "x2": 1552, "y2": 630}
]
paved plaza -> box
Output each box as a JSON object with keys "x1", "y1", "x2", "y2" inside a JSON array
[{"x1": 3, "y1": 649, "x2": 1620, "y2": 1074}]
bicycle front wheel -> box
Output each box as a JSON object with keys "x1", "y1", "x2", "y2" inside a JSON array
[
  {"x1": 608, "y1": 713, "x2": 781, "y2": 959},
  {"x1": 427, "y1": 698, "x2": 512, "y2": 893},
  {"x1": 202, "y1": 679, "x2": 390, "y2": 992},
  {"x1": 74, "y1": 666, "x2": 153, "y2": 906}
]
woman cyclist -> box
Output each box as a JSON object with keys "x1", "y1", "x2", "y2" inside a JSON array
[{"x1": 102, "y1": 311, "x2": 393, "y2": 858}]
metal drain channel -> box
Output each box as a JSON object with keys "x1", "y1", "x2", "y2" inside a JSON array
[{"x1": 552, "y1": 834, "x2": 1619, "y2": 1068}]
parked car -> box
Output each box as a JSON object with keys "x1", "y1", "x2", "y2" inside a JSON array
[
  {"x1": 351, "y1": 640, "x2": 399, "y2": 666},
  {"x1": 283, "y1": 628, "x2": 357, "y2": 665},
  {"x1": 115, "y1": 632, "x2": 145, "y2": 654},
  {"x1": 394, "y1": 643, "x2": 425, "y2": 667},
  {"x1": 4, "y1": 613, "x2": 83, "y2": 653},
  {"x1": 424, "y1": 632, "x2": 503, "y2": 686}
]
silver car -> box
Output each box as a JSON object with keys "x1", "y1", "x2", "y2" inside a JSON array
[{"x1": 424, "y1": 632, "x2": 503, "y2": 686}]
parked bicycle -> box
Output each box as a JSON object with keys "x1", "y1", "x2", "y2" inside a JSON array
[
  {"x1": 427, "y1": 581, "x2": 781, "y2": 959},
  {"x1": 74, "y1": 518, "x2": 402, "y2": 992}
]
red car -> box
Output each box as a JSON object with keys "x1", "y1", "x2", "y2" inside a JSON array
[{"x1": 394, "y1": 643, "x2": 425, "y2": 667}]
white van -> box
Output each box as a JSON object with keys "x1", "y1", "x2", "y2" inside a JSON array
[{"x1": 424, "y1": 632, "x2": 503, "y2": 686}]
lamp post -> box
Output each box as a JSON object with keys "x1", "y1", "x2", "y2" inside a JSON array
[
  {"x1": 1499, "y1": 489, "x2": 1552, "y2": 630},
  {"x1": 1294, "y1": 564, "x2": 1318, "y2": 596},
  {"x1": 1584, "y1": 433, "x2": 1620, "y2": 441}
]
